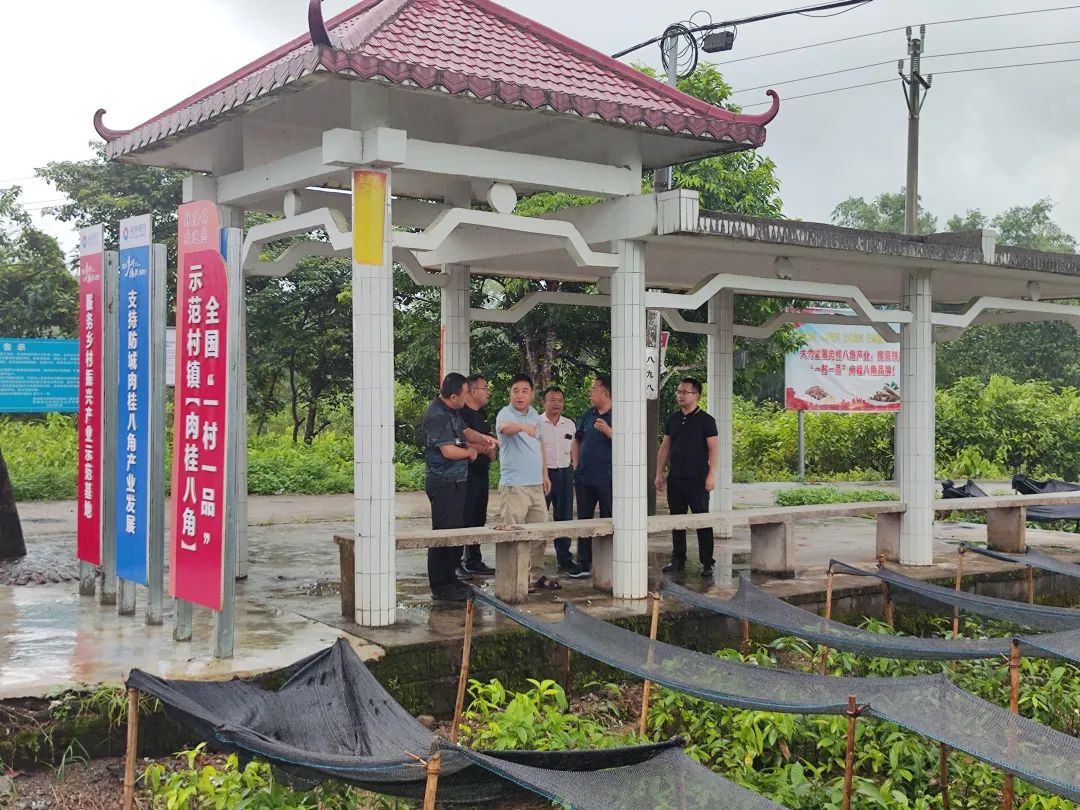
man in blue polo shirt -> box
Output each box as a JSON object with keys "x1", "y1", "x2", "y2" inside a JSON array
[
  {"x1": 573, "y1": 374, "x2": 613, "y2": 574},
  {"x1": 496, "y1": 373, "x2": 558, "y2": 591}
]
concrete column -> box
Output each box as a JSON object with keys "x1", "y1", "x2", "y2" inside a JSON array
[
  {"x1": 707, "y1": 290, "x2": 734, "y2": 536},
  {"x1": 611, "y1": 239, "x2": 648, "y2": 600},
  {"x1": 440, "y1": 264, "x2": 470, "y2": 376},
  {"x1": 899, "y1": 269, "x2": 934, "y2": 565},
  {"x1": 353, "y1": 167, "x2": 396, "y2": 626}
]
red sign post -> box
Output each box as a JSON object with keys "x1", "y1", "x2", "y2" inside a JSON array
[
  {"x1": 77, "y1": 226, "x2": 104, "y2": 566},
  {"x1": 170, "y1": 201, "x2": 229, "y2": 610}
]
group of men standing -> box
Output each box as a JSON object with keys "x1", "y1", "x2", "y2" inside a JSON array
[{"x1": 420, "y1": 371, "x2": 717, "y2": 602}]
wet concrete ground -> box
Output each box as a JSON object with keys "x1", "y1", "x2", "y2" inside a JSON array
[{"x1": 5, "y1": 481, "x2": 1080, "y2": 698}]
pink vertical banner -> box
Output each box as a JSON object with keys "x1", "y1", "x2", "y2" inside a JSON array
[
  {"x1": 77, "y1": 226, "x2": 104, "y2": 565},
  {"x1": 169, "y1": 201, "x2": 228, "y2": 610}
]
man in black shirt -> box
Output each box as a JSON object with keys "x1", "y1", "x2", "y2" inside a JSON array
[
  {"x1": 421, "y1": 373, "x2": 497, "y2": 601},
  {"x1": 572, "y1": 374, "x2": 614, "y2": 574},
  {"x1": 655, "y1": 377, "x2": 719, "y2": 577},
  {"x1": 458, "y1": 373, "x2": 497, "y2": 577}
]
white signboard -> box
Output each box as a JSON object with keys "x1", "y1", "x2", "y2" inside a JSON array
[
  {"x1": 784, "y1": 308, "x2": 901, "y2": 412},
  {"x1": 645, "y1": 310, "x2": 661, "y2": 400}
]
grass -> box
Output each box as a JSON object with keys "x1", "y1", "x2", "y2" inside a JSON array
[{"x1": 775, "y1": 485, "x2": 899, "y2": 507}]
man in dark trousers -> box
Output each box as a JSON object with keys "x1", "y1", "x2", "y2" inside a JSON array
[
  {"x1": 421, "y1": 373, "x2": 496, "y2": 602},
  {"x1": 655, "y1": 377, "x2": 718, "y2": 578},
  {"x1": 458, "y1": 373, "x2": 496, "y2": 578},
  {"x1": 540, "y1": 385, "x2": 586, "y2": 577},
  {"x1": 572, "y1": 374, "x2": 614, "y2": 574}
]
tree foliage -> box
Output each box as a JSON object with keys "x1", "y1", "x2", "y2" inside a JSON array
[
  {"x1": 0, "y1": 187, "x2": 77, "y2": 338},
  {"x1": 830, "y1": 189, "x2": 936, "y2": 234},
  {"x1": 947, "y1": 198, "x2": 1077, "y2": 253}
]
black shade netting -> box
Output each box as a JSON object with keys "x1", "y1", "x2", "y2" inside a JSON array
[
  {"x1": 830, "y1": 560, "x2": 1080, "y2": 632},
  {"x1": 662, "y1": 577, "x2": 1012, "y2": 660},
  {"x1": 440, "y1": 743, "x2": 784, "y2": 810},
  {"x1": 964, "y1": 545, "x2": 1080, "y2": 581},
  {"x1": 944, "y1": 477, "x2": 1080, "y2": 521},
  {"x1": 941, "y1": 479, "x2": 989, "y2": 500},
  {"x1": 127, "y1": 639, "x2": 677, "y2": 802},
  {"x1": 473, "y1": 592, "x2": 1080, "y2": 803},
  {"x1": 1016, "y1": 627, "x2": 1080, "y2": 663}
]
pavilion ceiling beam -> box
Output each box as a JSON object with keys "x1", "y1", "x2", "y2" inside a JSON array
[
  {"x1": 472, "y1": 291, "x2": 610, "y2": 324},
  {"x1": 322, "y1": 128, "x2": 640, "y2": 198},
  {"x1": 931, "y1": 296, "x2": 1080, "y2": 331},
  {"x1": 647, "y1": 273, "x2": 908, "y2": 340},
  {"x1": 396, "y1": 208, "x2": 619, "y2": 271},
  {"x1": 659, "y1": 307, "x2": 896, "y2": 341},
  {"x1": 217, "y1": 147, "x2": 342, "y2": 208},
  {"x1": 241, "y1": 207, "x2": 351, "y2": 270}
]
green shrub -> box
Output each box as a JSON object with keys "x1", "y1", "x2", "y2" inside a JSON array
[
  {"x1": 775, "y1": 486, "x2": 898, "y2": 507},
  {"x1": 143, "y1": 743, "x2": 409, "y2": 809},
  {"x1": 0, "y1": 413, "x2": 78, "y2": 500}
]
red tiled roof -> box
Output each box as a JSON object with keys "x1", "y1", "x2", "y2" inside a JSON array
[{"x1": 97, "y1": 0, "x2": 779, "y2": 159}]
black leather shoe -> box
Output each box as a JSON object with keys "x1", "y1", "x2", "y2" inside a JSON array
[
  {"x1": 701, "y1": 564, "x2": 715, "y2": 578},
  {"x1": 462, "y1": 560, "x2": 495, "y2": 576},
  {"x1": 455, "y1": 565, "x2": 474, "y2": 581},
  {"x1": 662, "y1": 559, "x2": 686, "y2": 573},
  {"x1": 432, "y1": 585, "x2": 469, "y2": 603}
]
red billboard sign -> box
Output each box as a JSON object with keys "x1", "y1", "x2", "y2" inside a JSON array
[
  {"x1": 170, "y1": 201, "x2": 229, "y2": 610},
  {"x1": 77, "y1": 226, "x2": 104, "y2": 565}
]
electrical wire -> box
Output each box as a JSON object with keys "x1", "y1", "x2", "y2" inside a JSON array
[
  {"x1": 732, "y1": 38, "x2": 1080, "y2": 94},
  {"x1": 797, "y1": 0, "x2": 872, "y2": 17},
  {"x1": 740, "y1": 77, "x2": 896, "y2": 107},
  {"x1": 739, "y1": 54, "x2": 1080, "y2": 108},
  {"x1": 717, "y1": 3, "x2": 1080, "y2": 66}
]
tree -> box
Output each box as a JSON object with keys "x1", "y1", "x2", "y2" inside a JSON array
[
  {"x1": 0, "y1": 187, "x2": 77, "y2": 338},
  {"x1": 938, "y1": 199, "x2": 1079, "y2": 388},
  {"x1": 947, "y1": 198, "x2": 1076, "y2": 254},
  {"x1": 831, "y1": 189, "x2": 936, "y2": 234},
  {"x1": 37, "y1": 144, "x2": 187, "y2": 270}
]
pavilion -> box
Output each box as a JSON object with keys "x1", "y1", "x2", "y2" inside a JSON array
[{"x1": 94, "y1": 0, "x2": 1080, "y2": 627}]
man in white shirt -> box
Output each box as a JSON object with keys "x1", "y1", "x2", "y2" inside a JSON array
[{"x1": 539, "y1": 386, "x2": 587, "y2": 577}]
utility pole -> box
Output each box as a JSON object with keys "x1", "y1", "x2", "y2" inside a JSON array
[{"x1": 899, "y1": 25, "x2": 932, "y2": 236}]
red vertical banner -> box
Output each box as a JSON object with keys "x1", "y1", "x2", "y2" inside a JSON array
[
  {"x1": 77, "y1": 226, "x2": 104, "y2": 565},
  {"x1": 170, "y1": 201, "x2": 228, "y2": 610}
]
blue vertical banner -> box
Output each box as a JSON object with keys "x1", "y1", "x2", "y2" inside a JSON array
[{"x1": 116, "y1": 214, "x2": 153, "y2": 585}]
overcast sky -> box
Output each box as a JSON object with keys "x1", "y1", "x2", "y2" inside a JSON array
[{"x1": 3, "y1": 0, "x2": 1078, "y2": 251}]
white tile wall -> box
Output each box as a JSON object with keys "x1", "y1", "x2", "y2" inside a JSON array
[
  {"x1": 899, "y1": 270, "x2": 934, "y2": 566},
  {"x1": 441, "y1": 264, "x2": 470, "y2": 374},
  {"x1": 707, "y1": 290, "x2": 734, "y2": 536}
]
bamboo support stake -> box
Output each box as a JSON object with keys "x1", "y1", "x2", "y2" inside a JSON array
[
  {"x1": 638, "y1": 592, "x2": 661, "y2": 738},
  {"x1": 422, "y1": 752, "x2": 442, "y2": 810},
  {"x1": 939, "y1": 744, "x2": 951, "y2": 810},
  {"x1": 122, "y1": 688, "x2": 139, "y2": 810},
  {"x1": 1026, "y1": 567, "x2": 1034, "y2": 605},
  {"x1": 450, "y1": 595, "x2": 475, "y2": 744},
  {"x1": 1002, "y1": 640, "x2": 1021, "y2": 810},
  {"x1": 740, "y1": 618, "x2": 750, "y2": 656},
  {"x1": 819, "y1": 568, "x2": 834, "y2": 675},
  {"x1": 953, "y1": 547, "x2": 966, "y2": 639},
  {"x1": 560, "y1": 644, "x2": 572, "y2": 698},
  {"x1": 842, "y1": 695, "x2": 859, "y2": 810}
]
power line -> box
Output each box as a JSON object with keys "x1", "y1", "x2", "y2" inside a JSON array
[
  {"x1": 739, "y1": 54, "x2": 1080, "y2": 108},
  {"x1": 740, "y1": 77, "x2": 895, "y2": 107},
  {"x1": 717, "y1": 3, "x2": 1080, "y2": 66},
  {"x1": 611, "y1": 0, "x2": 871, "y2": 59},
  {"x1": 933, "y1": 55, "x2": 1080, "y2": 76},
  {"x1": 732, "y1": 38, "x2": 1080, "y2": 94}
]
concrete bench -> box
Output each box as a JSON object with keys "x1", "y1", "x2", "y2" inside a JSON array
[
  {"x1": 651, "y1": 502, "x2": 907, "y2": 578},
  {"x1": 334, "y1": 517, "x2": 614, "y2": 614},
  {"x1": 932, "y1": 492, "x2": 1080, "y2": 555}
]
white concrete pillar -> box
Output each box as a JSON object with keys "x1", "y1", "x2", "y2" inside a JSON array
[
  {"x1": 707, "y1": 290, "x2": 734, "y2": 536},
  {"x1": 899, "y1": 269, "x2": 934, "y2": 565},
  {"x1": 611, "y1": 239, "x2": 648, "y2": 599},
  {"x1": 353, "y1": 167, "x2": 396, "y2": 625},
  {"x1": 440, "y1": 264, "x2": 470, "y2": 376}
]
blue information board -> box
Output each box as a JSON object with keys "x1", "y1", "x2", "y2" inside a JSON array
[
  {"x1": 0, "y1": 339, "x2": 78, "y2": 413},
  {"x1": 116, "y1": 214, "x2": 153, "y2": 585}
]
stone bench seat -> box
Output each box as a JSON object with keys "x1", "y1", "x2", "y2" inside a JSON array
[
  {"x1": 931, "y1": 491, "x2": 1080, "y2": 556},
  {"x1": 333, "y1": 501, "x2": 909, "y2": 614}
]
